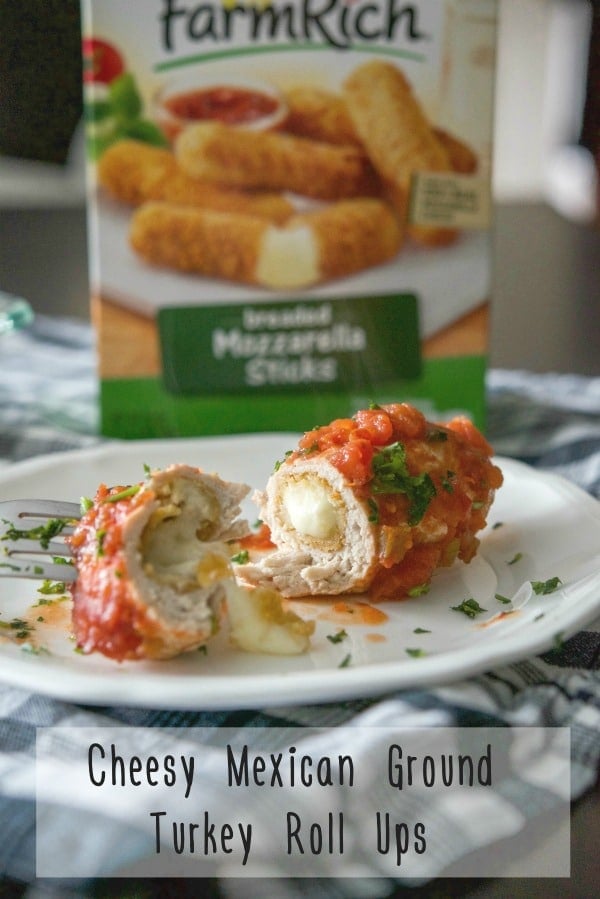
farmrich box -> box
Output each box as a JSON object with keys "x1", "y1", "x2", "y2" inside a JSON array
[{"x1": 81, "y1": 0, "x2": 498, "y2": 438}]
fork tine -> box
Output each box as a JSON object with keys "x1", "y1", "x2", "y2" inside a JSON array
[
  {"x1": 3, "y1": 538, "x2": 73, "y2": 556},
  {"x1": 0, "y1": 499, "x2": 81, "y2": 524},
  {"x1": 0, "y1": 499, "x2": 81, "y2": 581},
  {"x1": 0, "y1": 559, "x2": 77, "y2": 582}
]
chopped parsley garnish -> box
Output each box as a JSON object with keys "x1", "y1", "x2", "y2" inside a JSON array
[
  {"x1": 338, "y1": 653, "x2": 352, "y2": 668},
  {"x1": 327, "y1": 629, "x2": 348, "y2": 644},
  {"x1": 102, "y1": 485, "x2": 141, "y2": 503},
  {"x1": 37, "y1": 579, "x2": 67, "y2": 595},
  {"x1": 1, "y1": 517, "x2": 71, "y2": 549},
  {"x1": 413, "y1": 627, "x2": 431, "y2": 634},
  {"x1": 231, "y1": 550, "x2": 249, "y2": 564},
  {"x1": 494, "y1": 593, "x2": 512, "y2": 605},
  {"x1": 427, "y1": 428, "x2": 448, "y2": 442},
  {"x1": 507, "y1": 552, "x2": 523, "y2": 566},
  {"x1": 531, "y1": 577, "x2": 562, "y2": 595},
  {"x1": 80, "y1": 496, "x2": 93, "y2": 513},
  {"x1": 451, "y1": 598, "x2": 487, "y2": 619},
  {"x1": 492, "y1": 521, "x2": 504, "y2": 530},
  {"x1": 407, "y1": 583, "x2": 430, "y2": 597},
  {"x1": 369, "y1": 401, "x2": 382, "y2": 410},
  {"x1": 34, "y1": 595, "x2": 69, "y2": 607},
  {"x1": 21, "y1": 643, "x2": 49, "y2": 656},
  {"x1": 143, "y1": 463, "x2": 152, "y2": 478},
  {"x1": 198, "y1": 645, "x2": 208, "y2": 656},
  {"x1": 96, "y1": 529, "x2": 107, "y2": 557},
  {"x1": 367, "y1": 498, "x2": 379, "y2": 524},
  {"x1": 301, "y1": 442, "x2": 319, "y2": 456},
  {"x1": 441, "y1": 471, "x2": 455, "y2": 493},
  {"x1": 0, "y1": 618, "x2": 33, "y2": 639},
  {"x1": 405, "y1": 647, "x2": 426, "y2": 657},
  {"x1": 371, "y1": 442, "x2": 436, "y2": 526},
  {"x1": 0, "y1": 562, "x2": 20, "y2": 572},
  {"x1": 274, "y1": 450, "x2": 293, "y2": 472}
]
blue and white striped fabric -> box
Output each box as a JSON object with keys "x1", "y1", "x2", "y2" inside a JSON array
[{"x1": 1, "y1": 317, "x2": 599, "y2": 897}]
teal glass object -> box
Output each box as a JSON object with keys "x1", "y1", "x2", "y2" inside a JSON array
[{"x1": 0, "y1": 293, "x2": 34, "y2": 335}]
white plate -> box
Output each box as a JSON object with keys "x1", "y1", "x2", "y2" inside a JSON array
[{"x1": 0, "y1": 435, "x2": 599, "y2": 710}]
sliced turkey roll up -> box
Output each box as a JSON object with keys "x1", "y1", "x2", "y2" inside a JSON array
[
  {"x1": 238, "y1": 404, "x2": 503, "y2": 600},
  {"x1": 69, "y1": 464, "x2": 250, "y2": 661}
]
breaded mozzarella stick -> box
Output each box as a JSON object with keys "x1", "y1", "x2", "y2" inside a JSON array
[
  {"x1": 343, "y1": 61, "x2": 458, "y2": 245},
  {"x1": 130, "y1": 199, "x2": 402, "y2": 289},
  {"x1": 284, "y1": 86, "x2": 361, "y2": 147},
  {"x1": 175, "y1": 122, "x2": 380, "y2": 200},
  {"x1": 98, "y1": 139, "x2": 293, "y2": 223},
  {"x1": 284, "y1": 86, "x2": 478, "y2": 174}
]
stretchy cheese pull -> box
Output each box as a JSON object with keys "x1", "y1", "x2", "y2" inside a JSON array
[
  {"x1": 98, "y1": 139, "x2": 293, "y2": 223},
  {"x1": 175, "y1": 121, "x2": 380, "y2": 200},
  {"x1": 130, "y1": 198, "x2": 403, "y2": 289},
  {"x1": 343, "y1": 61, "x2": 459, "y2": 246}
]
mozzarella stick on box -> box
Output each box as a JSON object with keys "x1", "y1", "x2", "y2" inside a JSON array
[
  {"x1": 130, "y1": 198, "x2": 402, "y2": 289},
  {"x1": 283, "y1": 86, "x2": 362, "y2": 147},
  {"x1": 175, "y1": 121, "x2": 380, "y2": 201},
  {"x1": 284, "y1": 86, "x2": 479, "y2": 177},
  {"x1": 283, "y1": 198, "x2": 403, "y2": 283},
  {"x1": 98, "y1": 139, "x2": 293, "y2": 223},
  {"x1": 343, "y1": 61, "x2": 459, "y2": 245}
]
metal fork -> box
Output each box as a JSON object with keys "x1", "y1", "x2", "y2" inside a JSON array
[{"x1": 0, "y1": 499, "x2": 81, "y2": 582}]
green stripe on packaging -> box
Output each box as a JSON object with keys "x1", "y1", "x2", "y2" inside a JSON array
[
  {"x1": 100, "y1": 355, "x2": 488, "y2": 439},
  {"x1": 158, "y1": 294, "x2": 421, "y2": 397}
]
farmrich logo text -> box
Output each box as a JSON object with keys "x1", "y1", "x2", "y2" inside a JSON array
[{"x1": 158, "y1": 0, "x2": 430, "y2": 53}]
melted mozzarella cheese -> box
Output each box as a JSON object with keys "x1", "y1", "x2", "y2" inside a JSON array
[
  {"x1": 257, "y1": 224, "x2": 319, "y2": 289},
  {"x1": 281, "y1": 479, "x2": 339, "y2": 540}
]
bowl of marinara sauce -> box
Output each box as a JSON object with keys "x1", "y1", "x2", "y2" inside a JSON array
[{"x1": 154, "y1": 74, "x2": 287, "y2": 141}]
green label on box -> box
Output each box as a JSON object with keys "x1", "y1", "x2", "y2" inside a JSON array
[{"x1": 158, "y1": 294, "x2": 420, "y2": 396}]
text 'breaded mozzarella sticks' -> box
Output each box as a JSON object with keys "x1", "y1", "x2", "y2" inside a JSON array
[
  {"x1": 98, "y1": 139, "x2": 294, "y2": 223},
  {"x1": 343, "y1": 61, "x2": 459, "y2": 245},
  {"x1": 130, "y1": 199, "x2": 402, "y2": 289},
  {"x1": 175, "y1": 121, "x2": 381, "y2": 200}
]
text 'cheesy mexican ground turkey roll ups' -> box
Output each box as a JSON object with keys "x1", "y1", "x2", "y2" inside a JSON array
[
  {"x1": 69, "y1": 464, "x2": 251, "y2": 661},
  {"x1": 238, "y1": 405, "x2": 503, "y2": 600}
]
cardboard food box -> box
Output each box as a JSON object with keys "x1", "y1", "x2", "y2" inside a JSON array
[{"x1": 81, "y1": 0, "x2": 498, "y2": 438}]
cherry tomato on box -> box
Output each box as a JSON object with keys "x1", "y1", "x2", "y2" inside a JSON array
[{"x1": 83, "y1": 38, "x2": 124, "y2": 85}]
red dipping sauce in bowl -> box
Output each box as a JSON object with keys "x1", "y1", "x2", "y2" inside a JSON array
[{"x1": 155, "y1": 75, "x2": 286, "y2": 141}]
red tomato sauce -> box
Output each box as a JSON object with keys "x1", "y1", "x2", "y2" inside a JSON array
[
  {"x1": 286, "y1": 403, "x2": 503, "y2": 601},
  {"x1": 164, "y1": 86, "x2": 279, "y2": 126}
]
